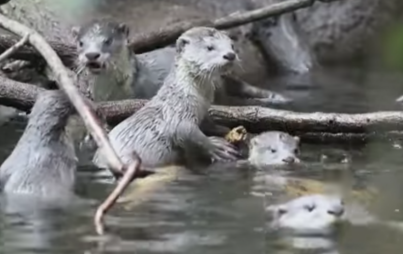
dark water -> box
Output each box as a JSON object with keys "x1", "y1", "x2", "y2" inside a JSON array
[{"x1": 1, "y1": 68, "x2": 403, "y2": 254}]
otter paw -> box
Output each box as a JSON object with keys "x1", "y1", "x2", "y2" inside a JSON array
[
  {"x1": 208, "y1": 137, "x2": 240, "y2": 162},
  {"x1": 259, "y1": 92, "x2": 292, "y2": 105},
  {"x1": 225, "y1": 126, "x2": 248, "y2": 144}
]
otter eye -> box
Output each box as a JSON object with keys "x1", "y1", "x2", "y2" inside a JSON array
[
  {"x1": 278, "y1": 208, "x2": 287, "y2": 215},
  {"x1": 103, "y1": 38, "x2": 112, "y2": 46},
  {"x1": 78, "y1": 40, "x2": 83, "y2": 47},
  {"x1": 294, "y1": 149, "x2": 299, "y2": 154},
  {"x1": 271, "y1": 149, "x2": 277, "y2": 153},
  {"x1": 231, "y1": 44, "x2": 235, "y2": 50},
  {"x1": 207, "y1": 45, "x2": 215, "y2": 51},
  {"x1": 304, "y1": 204, "x2": 315, "y2": 212}
]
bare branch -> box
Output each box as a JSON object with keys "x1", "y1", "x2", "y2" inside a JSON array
[
  {"x1": 0, "y1": 33, "x2": 29, "y2": 63},
  {"x1": 1, "y1": 78, "x2": 403, "y2": 140},
  {"x1": 0, "y1": 0, "x2": 326, "y2": 67}
]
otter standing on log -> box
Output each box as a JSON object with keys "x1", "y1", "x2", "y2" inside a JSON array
[
  {"x1": 73, "y1": 20, "x2": 290, "y2": 106},
  {"x1": 0, "y1": 90, "x2": 77, "y2": 200},
  {"x1": 93, "y1": 27, "x2": 240, "y2": 170}
]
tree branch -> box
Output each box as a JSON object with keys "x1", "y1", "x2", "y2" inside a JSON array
[
  {"x1": 0, "y1": 0, "x2": 323, "y2": 68},
  {"x1": 2, "y1": 77, "x2": 403, "y2": 141}
]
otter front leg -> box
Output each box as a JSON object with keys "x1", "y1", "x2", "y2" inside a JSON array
[
  {"x1": 200, "y1": 116, "x2": 230, "y2": 137},
  {"x1": 221, "y1": 76, "x2": 291, "y2": 106},
  {"x1": 174, "y1": 121, "x2": 239, "y2": 162}
]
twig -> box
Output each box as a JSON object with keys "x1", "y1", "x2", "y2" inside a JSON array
[
  {"x1": 0, "y1": 33, "x2": 29, "y2": 63},
  {"x1": 94, "y1": 153, "x2": 142, "y2": 235},
  {"x1": 0, "y1": 0, "x2": 328, "y2": 67},
  {"x1": 2, "y1": 78, "x2": 403, "y2": 139}
]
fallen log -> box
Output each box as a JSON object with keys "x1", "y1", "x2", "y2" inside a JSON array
[
  {"x1": 0, "y1": 0, "x2": 329, "y2": 68},
  {"x1": 2, "y1": 77, "x2": 403, "y2": 139}
]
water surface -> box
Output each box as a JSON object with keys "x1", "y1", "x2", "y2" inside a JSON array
[{"x1": 1, "y1": 68, "x2": 403, "y2": 254}]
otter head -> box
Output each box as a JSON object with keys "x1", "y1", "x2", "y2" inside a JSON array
[
  {"x1": 175, "y1": 27, "x2": 238, "y2": 75},
  {"x1": 267, "y1": 194, "x2": 345, "y2": 236},
  {"x1": 72, "y1": 21, "x2": 130, "y2": 74},
  {"x1": 248, "y1": 131, "x2": 301, "y2": 166}
]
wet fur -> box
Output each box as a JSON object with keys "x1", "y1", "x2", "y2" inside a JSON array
[
  {"x1": 74, "y1": 21, "x2": 289, "y2": 106},
  {"x1": 0, "y1": 90, "x2": 77, "y2": 199},
  {"x1": 93, "y1": 27, "x2": 239, "y2": 171}
]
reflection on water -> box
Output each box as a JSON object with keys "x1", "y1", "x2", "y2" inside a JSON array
[{"x1": 1, "y1": 69, "x2": 403, "y2": 254}]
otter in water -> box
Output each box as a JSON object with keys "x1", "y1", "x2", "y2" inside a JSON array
[
  {"x1": 0, "y1": 90, "x2": 77, "y2": 200},
  {"x1": 93, "y1": 27, "x2": 240, "y2": 171},
  {"x1": 73, "y1": 20, "x2": 289, "y2": 106},
  {"x1": 266, "y1": 193, "x2": 403, "y2": 238},
  {"x1": 248, "y1": 131, "x2": 300, "y2": 166},
  {"x1": 267, "y1": 194, "x2": 345, "y2": 236},
  {"x1": 224, "y1": 127, "x2": 301, "y2": 166}
]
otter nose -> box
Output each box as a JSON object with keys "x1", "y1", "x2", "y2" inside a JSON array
[
  {"x1": 282, "y1": 156, "x2": 296, "y2": 164},
  {"x1": 85, "y1": 52, "x2": 101, "y2": 61},
  {"x1": 223, "y1": 52, "x2": 236, "y2": 61},
  {"x1": 328, "y1": 206, "x2": 344, "y2": 217}
]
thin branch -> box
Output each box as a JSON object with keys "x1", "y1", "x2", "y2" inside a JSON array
[
  {"x1": 0, "y1": 0, "x2": 327, "y2": 67},
  {"x1": 0, "y1": 33, "x2": 29, "y2": 63},
  {"x1": 94, "y1": 153, "x2": 142, "y2": 235}
]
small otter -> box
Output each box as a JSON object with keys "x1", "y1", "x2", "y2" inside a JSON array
[
  {"x1": 266, "y1": 193, "x2": 403, "y2": 238},
  {"x1": 0, "y1": 90, "x2": 77, "y2": 199},
  {"x1": 225, "y1": 127, "x2": 301, "y2": 166},
  {"x1": 266, "y1": 194, "x2": 345, "y2": 236},
  {"x1": 73, "y1": 20, "x2": 289, "y2": 106},
  {"x1": 93, "y1": 27, "x2": 240, "y2": 170},
  {"x1": 248, "y1": 131, "x2": 301, "y2": 166}
]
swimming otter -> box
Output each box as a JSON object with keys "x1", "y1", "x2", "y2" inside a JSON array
[
  {"x1": 93, "y1": 27, "x2": 240, "y2": 171},
  {"x1": 224, "y1": 126, "x2": 301, "y2": 166},
  {"x1": 248, "y1": 131, "x2": 300, "y2": 166},
  {"x1": 73, "y1": 20, "x2": 290, "y2": 106},
  {"x1": 0, "y1": 90, "x2": 77, "y2": 200},
  {"x1": 267, "y1": 194, "x2": 345, "y2": 236}
]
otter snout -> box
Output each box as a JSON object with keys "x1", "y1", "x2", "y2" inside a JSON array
[
  {"x1": 223, "y1": 52, "x2": 236, "y2": 61},
  {"x1": 85, "y1": 52, "x2": 101, "y2": 61},
  {"x1": 327, "y1": 206, "x2": 344, "y2": 217},
  {"x1": 282, "y1": 156, "x2": 300, "y2": 164}
]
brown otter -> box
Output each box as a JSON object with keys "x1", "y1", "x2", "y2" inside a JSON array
[
  {"x1": 0, "y1": 90, "x2": 77, "y2": 200},
  {"x1": 92, "y1": 27, "x2": 240, "y2": 171}
]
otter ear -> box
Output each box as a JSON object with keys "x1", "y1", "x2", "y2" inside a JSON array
[
  {"x1": 117, "y1": 23, "x2": 130, "y2": 37},
  {"x1": 294, "y1": 136, "x2": 300, "y2": 143},
  {"x1": 71, "y1": 26, "x2": 81, "y2": 39},
  {"x1": 176, "y1": 37, "x2": 189, "y2": 54}
]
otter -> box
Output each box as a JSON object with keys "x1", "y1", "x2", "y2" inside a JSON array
[
  {"x1": 250, "y1": 0, "x2": 403, "y2": 73},
  {"x1": 248, "y1": 131, "x2": 300, "y2": 166},
  {"x1": 266, "y1": 193, "x2": 403, "y2": 238},
  {"x1": 266, "y1": 194, "x2": 345, "y2": 236},
  {"x1": 73, "y1": 20, "x2": 290, "y2": 106},
  {"x1": 224, "y1": 127, "x2": 301, "y2": 166},
  {"x1": 0, "y1": 90, "x2": 77, "y2": 200},
  {"x1": 93, "y1": 27, "x2": 240, "y2": 171}
]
